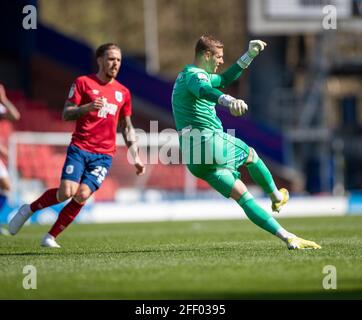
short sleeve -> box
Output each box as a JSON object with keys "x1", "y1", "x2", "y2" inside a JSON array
[
  {"x1": 67, "y1": 77, "x2": 83, "y2": 105},
  {"x1": 120, "y1": 90, "x2": 132, "y2": 117},
  {"x1": 186, "y1": 72, "x2": 212, "y2": 98}
]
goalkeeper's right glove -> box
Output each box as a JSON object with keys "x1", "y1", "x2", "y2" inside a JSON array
[
  {"x1": 237, "y1": 40, "x2": 267, "y2": 69},
  {"x1": 218, "y1": 94, "x2": 248, "y2": 117}
]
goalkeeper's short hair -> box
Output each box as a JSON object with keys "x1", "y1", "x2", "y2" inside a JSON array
[{"x1": 195, "y1": 34, "x2": 224, "y2": 58}]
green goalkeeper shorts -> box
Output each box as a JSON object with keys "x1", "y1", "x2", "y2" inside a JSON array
[{"x1": 180, "y1": 130, "x2": 250, "y2": 198}]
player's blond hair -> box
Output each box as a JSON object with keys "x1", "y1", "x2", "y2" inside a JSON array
[
  {"x1": 96, "y1": 43, "x2": 121, "y2": 58},
  {"x1": 195, "y1": 35, "x2": 224, "y2": 58}
]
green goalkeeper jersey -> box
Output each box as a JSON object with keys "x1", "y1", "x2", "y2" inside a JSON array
[{"x1": 171, "y1": 63, "x2": 244, "y2": 132}]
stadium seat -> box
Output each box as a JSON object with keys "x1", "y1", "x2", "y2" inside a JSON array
[
  {"x1": 93, "y1": 178, "x2": 118, "y2": 202},
  {"x1": 7, "y1": 89, "x2": 214, "y2": 198},
  {"x1": 5, "y1": 90, "x2": 73, "y2": 132}
]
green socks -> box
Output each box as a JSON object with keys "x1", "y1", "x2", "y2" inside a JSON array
[
  {"x1": 238, "y1": 191, "x2": 281, "y2": 235},
  {"x1": 246, "y1": 156, "x2": 277, "y2": 194}
]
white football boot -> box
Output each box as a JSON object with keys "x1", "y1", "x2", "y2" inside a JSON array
[
  {"x1": 0, "y1": 225, "x2": 10, "y2": 236},
  {"x1": 40, "y1": 233, "x2": 61, "y2": 248},
  {"x1": 9, "y1": 204, "x2": 33, "y2": 235}
]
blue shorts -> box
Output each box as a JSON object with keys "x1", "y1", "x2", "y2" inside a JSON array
[{"x1": 61, "y1": 145, "x2": 113, "y2": 192}]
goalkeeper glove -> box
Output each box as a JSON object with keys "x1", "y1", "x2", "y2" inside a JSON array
[
  {"x1": 218, "y1": 94, "x2": 248, "y2": 117},
  {"x1": 237, "y1": 40, "x2": 267, "y2": 69}
]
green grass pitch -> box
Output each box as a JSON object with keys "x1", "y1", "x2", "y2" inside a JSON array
[{"x1": 1, "y1": 215, "x2": 362, "y2": 299}]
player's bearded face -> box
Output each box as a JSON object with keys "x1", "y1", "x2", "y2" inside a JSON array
[
  {"x1": 103, "y1": 49, "x2": 121, "y2": 78},
  {"x1": 205, "y1": 48, "x2": 224, "y2": 73}
]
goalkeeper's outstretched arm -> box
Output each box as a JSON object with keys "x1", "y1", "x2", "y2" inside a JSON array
[{"x1": 212, "y1": 40, "x2": 267, "y2": 88}]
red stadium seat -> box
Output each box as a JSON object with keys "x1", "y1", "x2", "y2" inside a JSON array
[
  {"x1": 6, "y1": 90, "x2": 71, "y2": 132},
  {"x1": 94, "y1": 178, "x2": 119, "y2": 202},
  {"x1": 9, "y1": 90, "x2": 213, "y2": 197}
]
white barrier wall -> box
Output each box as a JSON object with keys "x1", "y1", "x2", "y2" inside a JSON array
[
  {"x1": 4, "y1": 195, "x2": 350, "y2": 225},
  {"x1": 78, "y1": 196, "x2": 348, "y2": 224}
]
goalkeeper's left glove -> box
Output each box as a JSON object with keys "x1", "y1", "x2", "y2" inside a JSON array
[
  {"x1": 218, "y1": 94, "x2": 248, "y2": 117},
  {"x1": 237, "y1": 40, "x2": 267, "y2": 69}
]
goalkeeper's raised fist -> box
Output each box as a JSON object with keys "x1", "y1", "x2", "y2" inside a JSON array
[
  {"x1": 237, "y1": 39, "x2": 267, "y2": 69},
  {"x1": 248, "y1": 40, "x2": 267, "y2": 58}
]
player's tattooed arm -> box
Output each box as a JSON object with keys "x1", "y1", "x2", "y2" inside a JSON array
[
  {"x1": 119, "y1": 116, "x2": 146, "y2": 176},
  {"x1": 62, "y1": 98, "x2": 104, "y2": 121},
  {"x1": 119, "y1": 116, "x2": 137, "y2": 147}
]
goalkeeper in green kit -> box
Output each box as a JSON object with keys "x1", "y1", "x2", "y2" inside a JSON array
[{"x1": 171, "y1": 35, "x2": 321, "y2": 250}]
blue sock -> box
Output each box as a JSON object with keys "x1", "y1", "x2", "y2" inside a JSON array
[{"x1": 0, "y1": 193, "x2": 7, "y2": 212}]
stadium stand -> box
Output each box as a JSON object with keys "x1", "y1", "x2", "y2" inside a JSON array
[
  {"x1": 0, "y1": 2, "x2": 302, "y2": 199},
  {"x1": 6, "y1": 90, "x2": 202, "y2": 200}
]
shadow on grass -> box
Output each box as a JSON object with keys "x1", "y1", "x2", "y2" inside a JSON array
[
  {"x1": 0, "y1": 244, "x2": 284, "y2": 257},
  {"x1": 0, "y1": 251, "x2": 59, "y2": 256}
]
